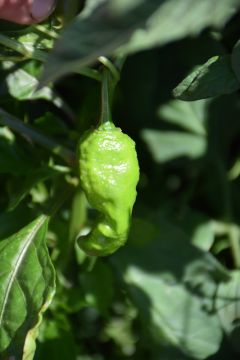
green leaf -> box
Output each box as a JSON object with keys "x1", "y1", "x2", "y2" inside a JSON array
[
  {"x1": 173, "y1": 209, "x2": 215, "y2": 251},
  {"x1": 6, "y1": 65, "x2": 55, "y2": 101},
  {"x1": 0, "y1": 206, "x2": 34, "y2": 240},
  {"x1": 7, "y1": 166, "x2": 63, "y2": 211},
  {"x1": 34, "y1": 113, "x2": 68, "y2": 136},
  {"x1": 112, "y1": 217, "x2": 228, "y2": 359},
  {"x1": 0, "y1": 126, "x2": 35, "y2": 174},
  {"x1": 16, "y1": 28, "x2": 54, "y2": 51},
  {"x1": 36, "y1": 317, "x2": 78, "y2": 360},
  {"x1": 231, "y1": 39, "x2": 240, "y2": 85},
  {"x1": 80, "y1": 0, "x2": 106, "y2": 18},
  {"x1": 80, "y1": 260, "x2": 114, "y2": 315},
  {"x1": 4, "y1": 64, "x2": 73, "y2": 116},
  {"x1": 216, "y1": 270, "x2": 240, "y2": 333},
  {"x1": 41, "y1": 0, "x2": 240, "y2": 85},
  {"x1": 0, "y1": 216, "x2": 56, "y2": 359},
  {"x1": 141, "y1": 129, "x2": 206, "y2": 162},
  {"x1": 103, "y1": 305, "x2": 137, "y2": 356},
  {"x1": 216, "y1": 270, "x2": 240, "y2": 354},
  {"x1": 119, "y1": 0, "x2": 239, "y2": 54},
  {"x1": 39, "y1": 1, "x2": 164, "y2": 85},
  {"x1": 173, "y1": 56, "x2": 240, "y2": 101},
  {"x1": 158, "y1": 99, "x2": 207, "y2": 135}
]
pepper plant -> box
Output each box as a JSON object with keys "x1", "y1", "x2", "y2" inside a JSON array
[{"x1": 1, "y1": 1, "x2": 240, "y2": 359}]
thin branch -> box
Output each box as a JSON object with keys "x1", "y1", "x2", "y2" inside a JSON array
[
  {"x1": 33, "y1": 25, "x2": 59, "y2": 40},
  {"x1": 0, "y1": 34, "x2": 101, "y2": 82},
  {"x1": 75, "y1": 67, "x2": 101, "y2": 82},
  {"x1": 98, "y1": 56, "x2": 120, "y2": 83}
]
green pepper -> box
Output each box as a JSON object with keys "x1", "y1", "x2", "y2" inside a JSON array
[{"x1": 77, "y1": 121, "x2": 139, "y2": 256}]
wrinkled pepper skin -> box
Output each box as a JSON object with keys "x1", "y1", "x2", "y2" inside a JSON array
[{"x1": 77, "y1": 121, "x2": 139, "y2": 256}]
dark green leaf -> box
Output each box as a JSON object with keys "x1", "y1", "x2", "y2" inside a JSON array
[
  {"x1": 0, "y1": 205, "x2": 34, "y2": 240},
  {"x1": 80, "y1": 260, "x2": 114, "y2": 315},
  {"x1": 0, "y1": 127, "x2": 35, "y2": 175},
  {"x1": 231, "y1": 39, "x2": 240, "y2": 85},
  {"x1": 7, "y1": 166, "x2": 63, "y2": 211},
  {"x1": 41, "y1": 0, "x2": 240, "y2": 85},
  {"x1": 173, "y1": 56, "x2": 240, "y2": 101},
  {"x1": 36, "y1": 317, "x2": 78, "y2": 360}
]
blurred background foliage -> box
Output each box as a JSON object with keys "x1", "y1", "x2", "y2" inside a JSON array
[{"x1": 1, "y1": 0, "x2": 240, "y2": 359}]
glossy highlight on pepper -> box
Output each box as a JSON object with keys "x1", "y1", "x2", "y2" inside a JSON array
[{"x1": 77, "y1": 121, "x2": 140, "y2": 256}]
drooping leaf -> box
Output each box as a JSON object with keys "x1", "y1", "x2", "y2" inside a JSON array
[
  {"x1": 41, "y1": 0, "x2": 160, "y2": 85},
  {"x1": 41, "y1": 0, "x2": 240, "y2": 85},
  {"x1": 119, "y1": 0, "x2": 240, "y2": 54},
  {"x1": 173, "y1": 56, "x2": 240, "y2": 101},
  {"x1": 0, "y1": 216, "x2": 55, "y2": 359}
]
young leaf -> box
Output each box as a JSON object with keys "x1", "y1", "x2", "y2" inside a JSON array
[
  {"x1": 173, "y1": 56, "x2": 240, "y2": 101},
  {"x1": 0, "y1": 215, "x2": 55, "y2": 359}
]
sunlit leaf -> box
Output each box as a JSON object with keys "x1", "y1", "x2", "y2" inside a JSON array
[
  {"x1": 142, "y1": 130, "x2": 206, "y2": 162},
  {"x1": 0, "y1": 216, "x2": 55, "y2": 359},
  {"x1": 112, "y1": 217, "x2": 228, "y2": 359}
]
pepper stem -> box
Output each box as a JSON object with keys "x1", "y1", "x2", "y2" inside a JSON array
[{"x1": 100, "y1": 68, "x2": 112, "y2": 124}]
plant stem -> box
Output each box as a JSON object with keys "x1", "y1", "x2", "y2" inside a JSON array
[
  {"x1": 86, "y1": 256, "x2": 97, "y2": 272},
  {"x1": 100, "y1": 68, "x2": 112, "y2": 124},
  {"x1": 75, "y1": 67, "x2": 101, "y2": 82},
  {"x1": 228, "y1": 224, "x2": 240, "y2": 269},
  {"x1": 216, "y1": 156, "x2": 240, "y2": 268},
  {"x1": 45, "y1": 182, "x2": 75, "y2": 217},
  {"x1": 114, "y1": 54, "x2": 127, "y2": 73},
  {"x1": 33, "y1": 25, "x2": 59, "y2": 40},
  {"x1": 0, "y1": 34, "x2": 31, "y2": 57},
  {"x1": 0, "y1": 108, "x2": 76, "y2": 167},
  {"x1": 98, "y1": 56, "x2": 120, "y2": 83},
  {"x1": 0, "y1": 34, "x2": 101, "y2": 82},
  {"x1": 0, "y1": 34, "x2": 47, "y2": 62}
]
